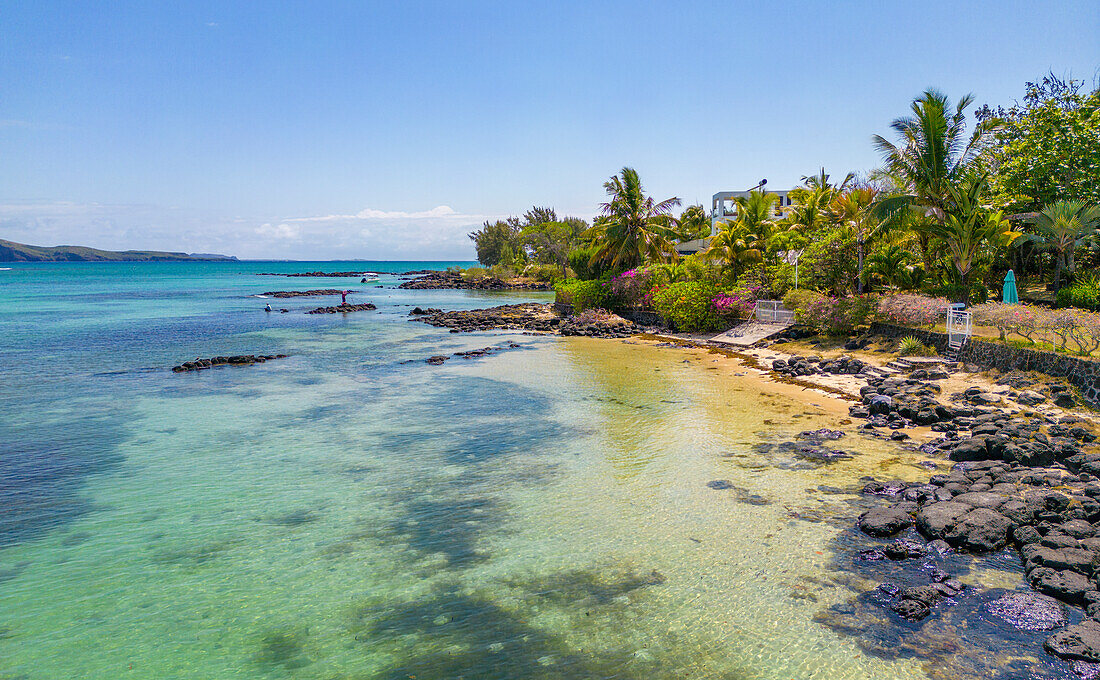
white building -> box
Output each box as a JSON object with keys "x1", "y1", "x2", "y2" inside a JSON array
[
  {"x1": 710, "y1": 189, "x2": 794, "y2": 236},
  {"x1": 676, "y1": 188, "x2": 796, "y2": 255}
]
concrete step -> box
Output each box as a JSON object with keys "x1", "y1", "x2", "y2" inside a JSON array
[{"x1": 709, "y1": 321, "x2": 793, "y2": 347}]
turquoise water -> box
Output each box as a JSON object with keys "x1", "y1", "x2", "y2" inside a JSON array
[{"x1": 0, "y1": 261, "x2": 943, "y2": 679}]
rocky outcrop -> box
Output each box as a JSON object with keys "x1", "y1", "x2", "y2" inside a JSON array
[
  {"x1": 306, "y1": 303, "x2": 377, "y2": 314},
  {"x1": 418, "y1": 303, "x2": 559, "y2": 332},
  {"x1": 258, "y1": 271, "x2": 367, "y2": 277},
  {"x1": 399, "y1": 272, "x2": 552, "y2": 290},
  {"x1": 172, "y1": 354, "x2": 288, "y2": 372},
  {"x1": 772, "y1": 355, "x2": 870, "y2": 378},
  {"x1": 558, "y1": 316, "x2": 636, "y2": 338}
]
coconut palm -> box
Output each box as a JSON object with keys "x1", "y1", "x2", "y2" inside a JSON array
[
  {"x1": 703, "y1": 223, "x2": 763, "y2": 271},
  {"x1": 587, "y1": 167, "x2": 681, "y2": 269},
  {"x1": 828, "y1": 187, "x2": 892, "y2": 292},
  {"x1": 1027, "y1": 200, "x2": 1100, "y2": 291},
  {"x1": 872, "y1": 89, "x2": 988, "y2": 222},
  {"x1": 728, "y1": 190, "x2": 779, "y2": 247},
  {"x1": 783, "y1": 168, "x2": 854, "y2": 234},
  {"x1": 674, "y1": 204, "x2": 712, "y2": 242}
]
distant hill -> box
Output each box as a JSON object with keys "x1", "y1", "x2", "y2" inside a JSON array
[{"x1": 0, "y1": 239, "x2": 237, "y2": 262}]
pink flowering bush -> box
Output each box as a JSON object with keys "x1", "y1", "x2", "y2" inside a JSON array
[
  {"x1": 970, "y1": 302, "x2": 1100, "y2": 356},
  {"x1": 878, "y1": 294, "x2": 951, "y2": 329},
  {"x1": 712, "y1": 285, "x2": 765, "y2": 321},
  {"x1": 609, "y1": 267, "x2": 656, "y2": 308},
  {"x1": 801, "y1": 294, "x2": 879, "y2": 336}
]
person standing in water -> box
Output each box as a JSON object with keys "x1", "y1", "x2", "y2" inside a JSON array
[
  {"x1": 341, "y1": 290, "x2": 349, "y2": 305},
  {"x1": 264, "y1": 303, "x2": 272, "y2": 312}
]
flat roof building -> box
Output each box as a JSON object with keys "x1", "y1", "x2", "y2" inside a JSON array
[{"x1": 676, "y1": 188, "x2": 796, "y2": 256}]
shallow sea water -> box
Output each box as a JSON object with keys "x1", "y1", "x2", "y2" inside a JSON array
[{"x1": 0, "y1": 262, "x2": 954, "y2": 679}]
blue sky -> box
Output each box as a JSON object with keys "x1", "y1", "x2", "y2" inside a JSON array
[{"x1": 1, "y1": 1, "x2": 1097, "y2": 260}]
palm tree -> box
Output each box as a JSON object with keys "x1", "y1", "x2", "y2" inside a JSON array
[
  {"x1": 872, "y1": 89, "x2": 988, "y2": 222},
  {"x1": 729, "y1": 190, "x2": 779, "y2": 246},
  {"x1": 674, "y1": 204, "x2": 712, "y2": 242},
  {"x1": 863, "y1": 244, "x2": 916, "y2": 289},
  {"x1": 703, "y1": 223, "x2": 763, "y2": 271},
  {"x1": 783, "y1": 168, "x2": 853, "y2": 234},
  {"x1": 587, "y1": 167, "x2": 681, "y2": 269},
  {"x1": 828, "y1": 187, "x2": 891, "y2": 292},
  {"x1": 920, "y1": 173, "x2": 1020, "y2": 300},
  {"x1": 1027, "y1": 200, "x2": 1100, "y2": 291}
]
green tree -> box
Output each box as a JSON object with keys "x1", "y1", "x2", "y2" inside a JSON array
[
  {"x1": 523, "y1": 217, "x2": 588, "y2": 277},
  {"x1": 587, "y1": 167, "x2": 681, "y2": 269},
  {"x1": 919, "y1": 173, "x2": 1020, "y2": 300},
  {"x1": 1026, "y1": 200, "x2": 1100, "y2": 291},
  {"x1": 872, "y1": 89, "x2": 988, "y2": 222},
  {"x1": 784, "y1": 167, "x2": 854, "y2": 233},
  {"x1": 523, "y1": 206, "x2": 558, "y2": 226},
  {"x1": 976, "y1": 74, "x2": 1100, "y2": 212},
  {"x1": 675, "y1": 204, "x2": 711, "y2": 242},
  {"x1": 828, "y1": 186, "x2": 891, "y2": 292},
  {"x1": 468, "y1": 218, "x2": 522, "y2": 266},
  {"x1": 702, "y1": 223, "x2": 762, "y2": 272}
]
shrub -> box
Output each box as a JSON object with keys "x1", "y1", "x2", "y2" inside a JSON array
[
  {"x1": 461, "y1": 266, "x2": 489, "y2": 280},
  {"x1": 608, "y1": 267, "x2": 656, "y2": 308},
  {"x1": 970, "y1": 302, "x2": 1100, "y2": 356},
  {"x1": 801, "y1": 295, "x2": 879, "y2": 336},
  {"x1": 878, "y1": 294, "x2": 950, "y2": 329},
  {"x1": 522, "y1": 263, "x2": 562, "y2": 283},
  {"x1": 712, "y1": 285, "x2": 765, "y2": 322},
  {"x1": 556, "y1": 278, "x2": 610, "y2": 312},
  {"x1": 1056, "y1": 271, "x2": 1100, "y2": 309},
  {"x1": 897, "y1": 336, "x2": 935, "y2": 356},
  {"x1": 652, "y1": 281, "x2": 721, "y2": 331},
  {"x1": 783, "y1": 289, "x2": 828, "y2": 323},
  {"x1": 567, "y1": 246, "x2": 611, "y2": 281}
]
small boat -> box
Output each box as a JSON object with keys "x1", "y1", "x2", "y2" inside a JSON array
[{"x1": 360, "y1": 272, "x2": 380, "y2": 283}]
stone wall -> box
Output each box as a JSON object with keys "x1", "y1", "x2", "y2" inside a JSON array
[
  {"x1": 553, "y1": 302, "x2": 666, "y2": 328},
  {"x1": 871, "y1": 321, "x2": 1100, "y2": 403}
]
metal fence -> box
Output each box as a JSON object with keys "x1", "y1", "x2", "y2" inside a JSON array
[
  {"x1": 755, "y1": 300, "x2": 794, "y2": 324},
  {"x1": 947, "y1": 307, "x2": 972, "y2": 350}
]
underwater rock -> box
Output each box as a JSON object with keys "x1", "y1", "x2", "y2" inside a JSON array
[
  {"x1": 172, "y1": 354, "x2": 288, "y2": 372},
  {"x1": 985, "y1": 592, "x2": 1069, "y2": 631},
  {"x1": 262, "y1": 289, "x2": 348, "y2": 297},
  {"x1": 796, "y1": 428, "x2": 846, "y2": 443},
  {"x1": 425, "y1": 355, "x2": 449, "y2": 365},
  {"x1": 1046, "y1": 620, "x2": 1100, "y2": 662}
]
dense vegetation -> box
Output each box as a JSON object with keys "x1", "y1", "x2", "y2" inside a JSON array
[{"x1": 470, "y1": 73, "x2": 1100, "y2": 342}]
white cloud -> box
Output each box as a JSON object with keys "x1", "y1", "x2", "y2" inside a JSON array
[
  {"x1": 287, "y1": 205, "x2": 465, "y2": 223},
  {"x1": 254, "y1": 222, "x2": 300, "y2": 240}
]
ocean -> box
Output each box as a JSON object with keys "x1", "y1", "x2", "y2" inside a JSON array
[{"x1": 0, "y1": 261, "x2": 996, "y2": 679}]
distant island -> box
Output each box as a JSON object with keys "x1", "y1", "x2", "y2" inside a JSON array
[{"x1": 0, "y1": 238, "x2": 238, "y2": 262}]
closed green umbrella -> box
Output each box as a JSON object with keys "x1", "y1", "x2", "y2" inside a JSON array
[{"x1": 1003, "y1": 269, "x2": 1019, "y2": 304}]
